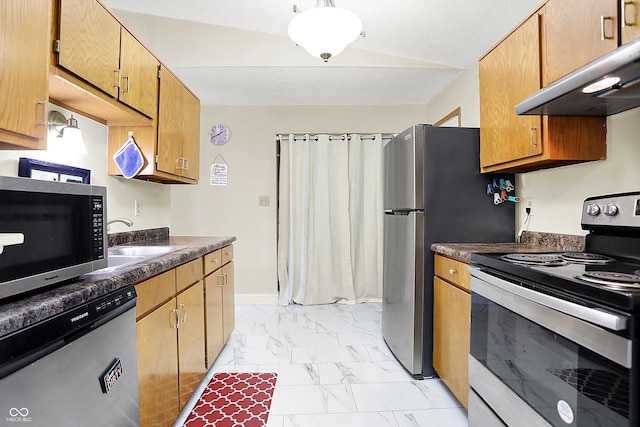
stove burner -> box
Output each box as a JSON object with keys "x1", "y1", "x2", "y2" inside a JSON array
[
  {"x1": 560, "y1": 252, "x2": 615, "y2": 264},
  {"x1": 579, "y1": 271, "x2": 640, "y2": 289},
  {"x1": 501, "y1": 253, "x2": 566, "y2": 266}
]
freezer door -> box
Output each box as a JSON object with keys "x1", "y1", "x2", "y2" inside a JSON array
[
  {"x1": 382, "y1": 211, "x2": 424, "y2": 376},
  {"x1": 383, "y1": 127, "x2": 424, "y2": 211}
]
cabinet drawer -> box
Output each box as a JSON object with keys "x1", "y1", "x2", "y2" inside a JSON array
[
  {"x1": 221, "y1": 245, "x2": 234, "y2": 265},
  {"x1": 434, "y1": 254, "x2": 470, "y2": 292},
  {"x1": 176, "y1": 258, "x2": 203, "y2": 292},
  {"x1": 204, "y1": 249, "x2": 222, "y2": 276},
  {"x1": 135, "y1": 269, "x2": 176, "y2": 319}
]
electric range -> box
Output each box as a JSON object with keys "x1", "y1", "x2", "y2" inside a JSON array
[{"x1": 467, "y1": 192, "x2": 640, "y2": 427}]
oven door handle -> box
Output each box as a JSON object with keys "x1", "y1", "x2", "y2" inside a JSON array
[
  {"x1": 468, "y1": 266, "x2": 632, "y2": 369},
  {"x1": 468, "y1": 266, "x2": 627, "y2": 331}
]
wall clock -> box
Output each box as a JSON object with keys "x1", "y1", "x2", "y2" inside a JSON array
[{"x1": 209, "y1": 124, "x2": 230, "y2": 145}]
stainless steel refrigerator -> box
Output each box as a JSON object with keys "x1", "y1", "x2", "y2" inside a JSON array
[{"x1": 382, "y1": 125, "x2": 514, "y2": 379}]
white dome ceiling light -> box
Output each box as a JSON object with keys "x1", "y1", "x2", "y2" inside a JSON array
[{"x1": 288, "y1": 0, "x2": 364, "y2": 62}]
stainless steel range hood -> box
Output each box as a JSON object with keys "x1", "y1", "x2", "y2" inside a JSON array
[{"x1": 515, "y1": 37, "x2": 640, "y2": 116}]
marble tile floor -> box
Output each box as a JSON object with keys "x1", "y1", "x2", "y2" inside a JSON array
[{"x1": 174, "y1": 302, "x2": 468, "y2": 427}]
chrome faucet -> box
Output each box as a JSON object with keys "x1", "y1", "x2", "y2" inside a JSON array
[{"x1": 107, "y1": 218, "x2": 134, "y2": 232}]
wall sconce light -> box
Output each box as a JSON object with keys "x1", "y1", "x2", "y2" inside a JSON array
[{"x1": 47, "y1": 110, "x2": 87, "y2": 155}]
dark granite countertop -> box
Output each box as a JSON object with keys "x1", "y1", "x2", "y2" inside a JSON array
[
  {"x1": 0, "y1": 229, "x2": 236, "y2": 339},
  {"x1": 431, "y1": 231, "x2": 586, "y2": 263}
]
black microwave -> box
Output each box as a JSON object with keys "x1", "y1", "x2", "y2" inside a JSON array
[{"x1": 0, "y1": 176, "x2": 107, "y2": 300}]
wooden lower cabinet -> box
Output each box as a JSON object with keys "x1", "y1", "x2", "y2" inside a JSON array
[
  {"x1": 433, "y1": 255, "x2": 471, "y2": 408},
  {"x1": 137, "y1": 297, "x2": 180, "y2": 426},
  {"x1": 203, "y1": 246, "x2": 235, "y2": 368},
  {"x1": 177, "y1": 281, "x2": 206, "y2": 409},
  {"x1": 136, "y1": 245, "x2": 235, "y2": 425}
]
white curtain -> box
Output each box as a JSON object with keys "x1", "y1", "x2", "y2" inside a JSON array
[{"x1": 277, "y1": 133, "x2": 384, "y2": 305}]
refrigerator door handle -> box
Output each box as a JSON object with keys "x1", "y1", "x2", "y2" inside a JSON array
[{"x1": 384, "y1": 209, "x2": 424, "y2": 216}]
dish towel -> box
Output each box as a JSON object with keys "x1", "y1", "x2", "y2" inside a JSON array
[{"x1": 113, "y1": 134, "x2": 145, "y2": 179}]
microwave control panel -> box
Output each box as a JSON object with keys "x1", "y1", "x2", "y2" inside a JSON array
[{"x1": 91, "y1": 196, "x2": 104, "y2": 259}]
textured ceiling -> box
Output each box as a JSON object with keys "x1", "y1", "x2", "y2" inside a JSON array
[{"x1": 102, "y1": 0, "x2": 542, "y2": 105}]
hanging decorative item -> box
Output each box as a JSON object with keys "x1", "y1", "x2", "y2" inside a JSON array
[
  {"x1": 209, "y1": 124, "x2": 230, "y2": 145},
  {"x1": 210, "y1": 153, "x2": 229, "y2": 186},
  {"x1": 113, "y1": 131, "x2": 145, "y2": 179}
]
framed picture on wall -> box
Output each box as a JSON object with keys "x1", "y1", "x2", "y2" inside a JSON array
[{"x1": 18, "y1": 158, "x2": 91, "y2": 184}]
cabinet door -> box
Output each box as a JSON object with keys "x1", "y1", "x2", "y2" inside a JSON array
[
  {"x1": 221, "y1": 261, "x2": 236, "y2": 342},
  {"x1": 119, "y1": 28, "x2": 159, "y2": 118},
  {"x1": 622, "y1": 0, "x2": 640, "y2": 42},
  {"x1": 479, "y1": 14, "x2": 543, "y2": 169},
  {"x1": 58, "y1": 0, "x2": 120, "y2": 97},
  {"x1": 182, "y1": 89, "x2": 201, "y2": 180},
  {"x1": 157, "y1": 66, "x2": 185, "y2": 176},
  {"x1": 204, "y1": 274, "x2": 225, "y2": 368},
  {"x1": 0, "y1": 0, "x2": 49, "y2": 148},
  {"x1": 545, "y1": 0, "x2": 618, "y2": 84},
  {"x1": 137, "y1": 298, "x2": 179, "y2": 427},
  {"x1": 177, "y1": 281, "x2": 206, "y2": 410},
  {"x1": 433, "y1": 276, "x2": 470, "y2": 408}
]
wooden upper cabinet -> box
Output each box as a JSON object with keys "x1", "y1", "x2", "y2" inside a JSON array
[
  {"x1": 479, "y1": 7, "x2": 607, "y2": 173},
  {"x1": 0, "y1": 0, "x2": 50, "y2": 149},
  {"x1": 58, "y1": 0, "x2": 121, "y2": 97},
  {"x1": 157, "y1": 66, "x2": 186, "y2": 176},
  {"x1": 119, "y1": 29, "x2": 159, "y2": 119},
  {"x1": 544, "y1": 0, "x2": 618, "y2": 84},
  {"x1": 58, "y1": 0, "x2": 159, "y2": 119},
  {"x1": 182, "y1": 89, "x2": 201, "y2": 181},
  {"x1": 479, "y1": 14, "x2": 543, "y2": 169},
  {"x1": 622, "y1": 0, "x2": 640, "y2": 42},
  {"x1": 157, "y1": 66, "x2": 201, "y2": 181}
]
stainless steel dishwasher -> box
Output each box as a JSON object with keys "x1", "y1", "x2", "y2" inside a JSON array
[{"x1": 0, "y1": 285, "x2": 139, "y2": 426}]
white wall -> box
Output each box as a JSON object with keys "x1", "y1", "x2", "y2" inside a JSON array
[
  {"x1": 170, "y1": 105, "x2": 425, "y2": 300},
  {"x1": 424, "y1": 66, "x2": 640, "y2": 236},
  {"x1": 0, "y1": 105, "x2": 171, "y2": 233}
]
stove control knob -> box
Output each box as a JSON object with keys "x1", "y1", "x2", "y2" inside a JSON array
[
  {"x1": 603, "y1": 203, "x2": 618, "y2": 216},
  {"x1": 586, "y1": 204, "x2": 600, "y2": 216}
]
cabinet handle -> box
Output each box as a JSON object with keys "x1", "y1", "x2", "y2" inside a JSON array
[
  {"x1": 37, "y1": 100, "x2": 47, "y2": 126},
  {"x1": 114, "y1": 69, "x2": 121, "y2": 88},
  {"x1": 219, "y1": 272, "x2": 228, "y2": 287},
  {"x1": 622, "y1": 1, "x2": 637, "y2": 26},
  {"x1": 449, "y1": 269, "x2": 457, "y2": 275},
  {"x1": 122, "y1": 75, "x2": 130, "y2": 94},
  {"x1": 170, "y1": 309, "x2": 180, "y2": 329},
  {"x1": 600, "y1": 15, "x2": 615, "y2": 40},
  {"x1": 529, "y1": 126, "x2": 538, "y2": 146},
  {"x1": 179, "y1": 303, "x2": 187, "y2": 323},
  {"x1": 176, "y1": 157, "x2": 187, "y2": 170},
  {"x1": 183, "y1": 157, "x2": 189, "y2": 171}
]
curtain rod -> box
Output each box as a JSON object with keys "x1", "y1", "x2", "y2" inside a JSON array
[{"x1": 277, "y1": 133, "x2": 395, "y2": 142}]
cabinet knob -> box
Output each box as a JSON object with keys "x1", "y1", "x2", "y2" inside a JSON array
[{"x1": 449, "y1": 269, "x2": 457, "y2": 275}]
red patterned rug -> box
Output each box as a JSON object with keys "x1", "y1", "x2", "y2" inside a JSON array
[{"x1": 183, "y1": 372, "x2": 278, "y2": 427}]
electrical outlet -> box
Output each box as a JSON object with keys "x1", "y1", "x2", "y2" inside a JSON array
[
  {"x1": 134, "y1": 200, "x2": 141, "y2": 216},
  {"x1": 258, "y1": 195, "x2": 270, "y2": 207},
  {"x1": 523, "y1": 198, "x2": 533, "y2": 214}
]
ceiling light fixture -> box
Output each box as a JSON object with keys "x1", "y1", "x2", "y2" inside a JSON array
[
  {"x1": 288, "y1": 0, "x2": 363, "y2": 62},
  {"x1": 47, "y1": 110, "x2": 87, "y2": 155}
]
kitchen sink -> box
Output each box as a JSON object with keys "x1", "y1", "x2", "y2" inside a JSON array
[
  {"x1": 87, "y1": 245, "x2": 187, "y2": 274},
  {"x1": 108, "y1": 245, "x2": 186, "y2": 257}
]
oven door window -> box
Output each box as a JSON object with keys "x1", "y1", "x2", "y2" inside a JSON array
[
  {"x1": 0, "y1": 191, "x2": 92, "y2": 283},
  {"x1": 471, "y1": 292, "x2": 630, "y2": 427}
]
